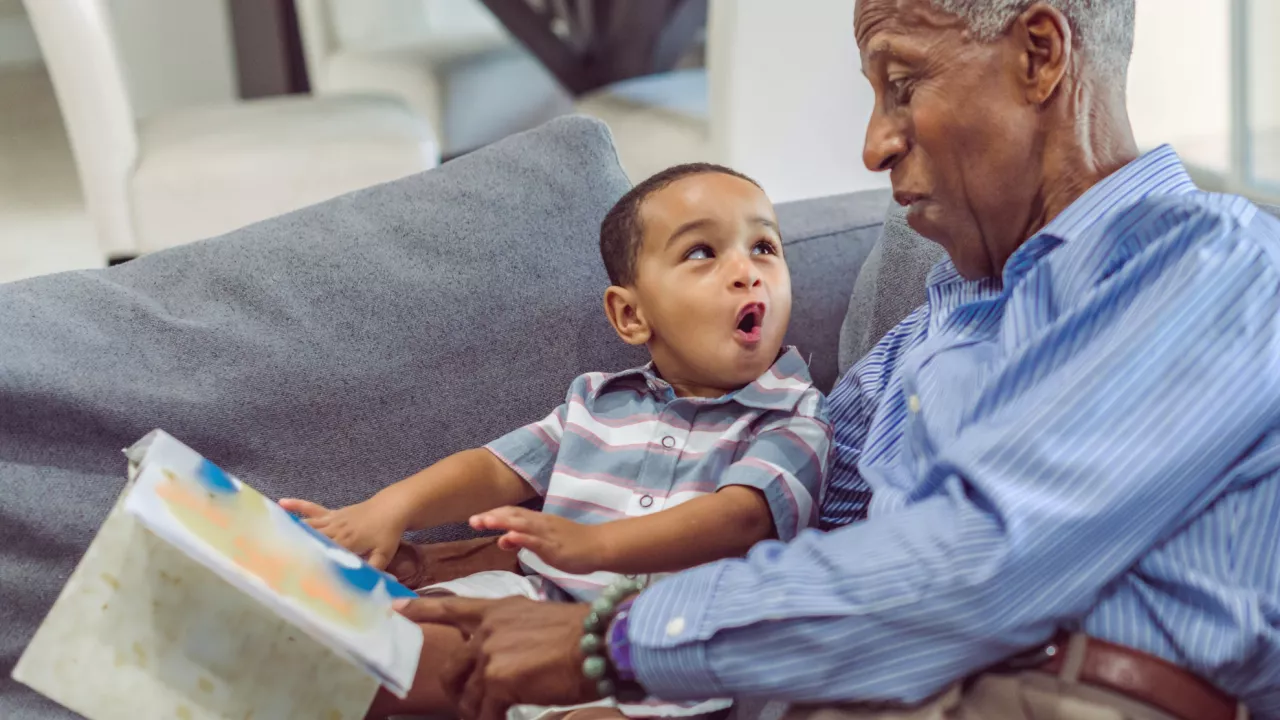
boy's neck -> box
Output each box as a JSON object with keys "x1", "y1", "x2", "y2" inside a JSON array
[{"x1": 649, "y1": 362, "x2": 735, "y2": 400}]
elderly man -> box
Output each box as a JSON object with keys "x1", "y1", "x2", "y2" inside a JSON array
[{"x1": 396, "y1": 1, "x2": 1280, "y2": 718}]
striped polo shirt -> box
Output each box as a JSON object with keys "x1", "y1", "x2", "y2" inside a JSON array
[{"x1": 486, "y1": 346, "x2": 830, "y2": 602}]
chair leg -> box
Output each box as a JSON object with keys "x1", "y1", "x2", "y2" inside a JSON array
[{"x1": 107, "y1": 254, "x2": 138, "y2": 267}]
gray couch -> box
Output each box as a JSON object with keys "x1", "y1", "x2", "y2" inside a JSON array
[{"x1": 0, "y1": 117, "x2": 922, "y2": 718}]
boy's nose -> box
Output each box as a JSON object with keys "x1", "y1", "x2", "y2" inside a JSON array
[{"x1": 731, "y1": 256, "x2": 762, "y2": 289}]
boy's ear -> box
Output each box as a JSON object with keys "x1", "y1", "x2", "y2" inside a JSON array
[{"x1": 604, "y1": 286, "x2": 650, "y2": 346}]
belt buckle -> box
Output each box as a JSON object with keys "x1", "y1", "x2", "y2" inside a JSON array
[{"x1": 998, "y1": 637, "x2": 1064, "y2": 671}]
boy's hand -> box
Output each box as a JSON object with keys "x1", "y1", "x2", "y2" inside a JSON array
[
  {"x1": 278, "y1": 497, "x2": 406, "y2": 570},
  {"x1": 469, "y1": 507, "x2": 609, "y2": 575}
]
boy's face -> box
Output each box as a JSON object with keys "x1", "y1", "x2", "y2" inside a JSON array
[{"x1": 610, "y1": 173, "x2": 792, "y2": 396}]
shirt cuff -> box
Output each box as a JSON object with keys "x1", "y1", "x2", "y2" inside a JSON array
[{"x1": 628, "y1": 562, "x2": 730, "y2": 700}]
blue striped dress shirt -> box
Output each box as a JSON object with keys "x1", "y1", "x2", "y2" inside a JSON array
[{"x1": 626, "y1": 146, "x2": 1280, "y2": 717}]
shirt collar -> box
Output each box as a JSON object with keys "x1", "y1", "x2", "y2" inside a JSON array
[
  {"x1": 1001, "y1": 144, "x2": 1197, "y2": 283},
  {"x1": 594, "y1": 346, "x2": 814, "y2": 412}
]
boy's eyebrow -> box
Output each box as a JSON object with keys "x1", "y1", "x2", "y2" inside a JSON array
[
  {"x1": 753, "y1": 217, "x2": 781, "y2": 233},
  {"x1": 666, "y1": 218, "x2": 715, "y2": 249},
  {"x1": 666, "y1": 216, "x2": 780, "y2": 248}
]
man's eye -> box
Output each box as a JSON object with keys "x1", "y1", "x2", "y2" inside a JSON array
[
  {"x1": 753, "y1": 240, "x2": 778, "y2": 255},
  {"x1": 685, "y1": 245, "x2": 713, "y2": 261},
  {"x1": 889, "y1": 77, "x2": 914, "y2": 104}
]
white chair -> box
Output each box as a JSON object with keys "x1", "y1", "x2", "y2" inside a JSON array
[
  {"x1": 294, "y1": 0, "x2": 514, "y2": 152},
  {"x1": 23, "y1": 0, "x2": 440, "y2": 260}
]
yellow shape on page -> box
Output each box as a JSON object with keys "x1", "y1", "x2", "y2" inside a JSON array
[{"x1": 153, "y1": 467, "x2": 382, "y2": 631}]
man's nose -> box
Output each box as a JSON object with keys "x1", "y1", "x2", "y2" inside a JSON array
[{"x1": 863, "y1": 109, "x2": 908, "y2": 172}]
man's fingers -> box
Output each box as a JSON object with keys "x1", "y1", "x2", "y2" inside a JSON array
[
  {"x1": 469, "y1": 506, "x2": 538, "y2": 533},
  {"x1": 279, "y1": 498, "x2": 328, "y2": 518},
  {"x1": 457, "y1": 655, "x2": 487, "y2": 720},
  {"x1": 477, "y1": 690, "x2": 511, "y2": 720},
  {"x1": 440, "y1": 640, "x2": 476, "y2": 707},
  {"x1": 393, "y1": 596, "x2": 490, "y2": 633}
]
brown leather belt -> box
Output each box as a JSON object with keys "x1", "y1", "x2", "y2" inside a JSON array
[{"x1": 1012, "y1": 632, "x2": 1240, "y2": 720}]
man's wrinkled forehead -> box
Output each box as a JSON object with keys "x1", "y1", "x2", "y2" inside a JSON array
[{"x1": 855, "y1": 0, "x2": 966, "y2": 56}]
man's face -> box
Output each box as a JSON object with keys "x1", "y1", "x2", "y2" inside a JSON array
[
  {"x1": 630, "y1": 173, "x2": 792, "y2": 394},
  {"x1": 856, "y1": 0, "x2": 1042, "y2": 279}
]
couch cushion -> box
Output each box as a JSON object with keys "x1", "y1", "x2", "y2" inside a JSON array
[
  {"x1": 776, "y1": 190, "x2": 890, "y2": 391},
  {"x1": 0, "y1": 116, "x2": 638, "y2": 717}
]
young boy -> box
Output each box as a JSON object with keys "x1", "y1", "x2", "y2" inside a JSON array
[{"x1": 281, "y1": 163, "x2": 831, "y2": 719}]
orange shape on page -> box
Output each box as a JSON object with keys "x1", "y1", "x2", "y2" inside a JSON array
[{"x1": 231, "y1": 535, "x2": 289, "y2": 592}]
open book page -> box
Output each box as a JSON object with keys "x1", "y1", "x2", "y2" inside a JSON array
[{"x1": 122, "y1": 430, "x2": 423, "y2": 697}]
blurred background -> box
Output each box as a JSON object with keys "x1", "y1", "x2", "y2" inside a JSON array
[{"x1": 0, "y1": 0, "x2": 1276, "y2": 284}]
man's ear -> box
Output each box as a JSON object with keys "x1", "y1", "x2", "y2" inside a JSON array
[
  {"x1": 1016, "y1": 3, "x2": 1071, "y2": 104},
  {"x1": 604, "y1": 286, "x2": 651, "y2": 346}
]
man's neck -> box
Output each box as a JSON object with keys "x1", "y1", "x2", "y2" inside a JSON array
[{"x1": 1022, "y1": 83, "x2": 1140, "y2": 244}]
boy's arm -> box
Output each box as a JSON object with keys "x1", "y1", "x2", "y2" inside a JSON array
[
  {"x1": 471, "y1": 486, "x2": 773, "y2": 575},
  {"x1": 373, "y1": 448, "x2": 539, "y2": 531},
  {"x1": 280, "y1": 448, "x2": 538, "y2": 569},
  {"x1": 472, "y1": 404, "x2": 831, "y2": 575},
  {"x1": 281, "y1": 381, "x2": 577, "y2": 569}
]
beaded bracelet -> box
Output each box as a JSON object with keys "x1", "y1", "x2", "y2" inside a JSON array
[{"x1": 580, "y1": 576, "x2": 646, "y2": 698}]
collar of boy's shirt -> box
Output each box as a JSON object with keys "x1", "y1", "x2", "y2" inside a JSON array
[{"x1": 591, "y1": 345, "x2": 813, "y2": 413}]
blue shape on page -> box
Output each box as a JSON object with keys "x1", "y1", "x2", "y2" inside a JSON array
[{"x1": 197, "y1": 459, "x2": 239, "y2": 494}]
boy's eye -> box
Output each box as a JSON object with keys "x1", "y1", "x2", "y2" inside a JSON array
[
  {"x1": 753, "y1": 240, "x2": 779, "y2": 255},
  {"x1": 684, "y1": 245, "x2": 714, "y2": 261}
]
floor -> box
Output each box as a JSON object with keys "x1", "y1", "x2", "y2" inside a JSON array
[{"x1": 0, "y1": 65, "x2": 102, "y2": 284}]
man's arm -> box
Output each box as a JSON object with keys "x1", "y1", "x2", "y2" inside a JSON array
[{"x1": 625, "y1": 210, "x2": 1280, "y2": 704}]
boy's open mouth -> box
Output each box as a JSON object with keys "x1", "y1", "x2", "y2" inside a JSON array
[{"x1": 735, "y1": 302, "x2": 765, "y2": 344}]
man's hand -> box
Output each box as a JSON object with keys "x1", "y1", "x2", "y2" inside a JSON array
[
  {"x1": 397, "y1": 596, "x2": 600, "y2": 720},
  {"x1": 470, "y1": 507, "x2": 609, "y2": 574},
  {"x1": 279, "y1": 497, "x2": 406, "y2": 570}
]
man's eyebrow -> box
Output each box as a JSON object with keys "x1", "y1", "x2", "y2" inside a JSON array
[
  {"x1": 865, "y1": 40, "x2": 899, "y2": 64},
  {"x1": 666, "y1": 218, "x2": 715, "y2": 248}
]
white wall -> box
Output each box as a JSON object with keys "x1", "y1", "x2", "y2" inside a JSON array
[
  {"x1": 0, "y1": 0, "x2": 41, "y2": 68},
  {"x1": 708, "y1": 0, "x2": 888, "y2": 203},
  {"x1": 107, "y1": 0, "x2": 238, "y2": 119},
  {"x1": 1126, "y1": 0, "x2": 1230, "y2": 169},
  {"x1": 1247, "y1": 0, "x2": 1280, "y2": 131}
]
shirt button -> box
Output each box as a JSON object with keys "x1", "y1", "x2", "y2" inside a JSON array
[
  {"x1": 907, "y1": 394, "x2": 921, "y2": 413},
  {"x1": 665, "y1": 617, "x2": 686, "y2": 637},
  {"x1": 661, "y1": 436, "x2": 675, "y2": 448},
  {"x1": 639, "y1": 495, "x2": 654, "y2": 508}
]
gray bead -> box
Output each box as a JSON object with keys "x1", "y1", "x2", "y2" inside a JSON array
[
  {"x1": 582, "y1": 655, "x2": 607, "y2": 680},
  {"x1": 580, "y1": 633, "x2": 602, "y2": 655},
  {"x1": 596, "y1": 679, "x2": 616, "y2": 698},
  {"x1": 591, "y1": 596, "x2": 615, "y2": 615},
  {"x1": 583, "y1": 611, "x2": 603, "y2": 633}
]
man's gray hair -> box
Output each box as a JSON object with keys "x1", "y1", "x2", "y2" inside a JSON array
[{"x1": 930, "y1": 1, "x2": 1136, "y2": 82}]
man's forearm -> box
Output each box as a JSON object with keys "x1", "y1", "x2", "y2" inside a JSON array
[
  {"x1": 592, "y1": 486, "x2": 774, "y2": 575},
  {"x1": 375, "y1": 448, "x2": 538, "y2": 531}
]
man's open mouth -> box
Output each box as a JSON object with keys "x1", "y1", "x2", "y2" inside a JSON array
[{"x1": 735, "y1": 302, "x2": 765, "y2": 343}]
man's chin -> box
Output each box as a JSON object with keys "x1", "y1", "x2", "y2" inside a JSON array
[{"x1": 904, "y1": 201, "x2": 945, "y2": 242}]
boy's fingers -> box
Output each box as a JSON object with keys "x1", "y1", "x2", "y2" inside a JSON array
[
  {"x1": 367, "y1": 547, "x2": 391, "y2": 571},
  {"x1": 280, "y1": 498, "x2": 329, "y2": 519},
  {"x1": 499, "y1": 532, "x2": 549, "y2": 558},
  {"x1": 470, "y1": 506, "x2": 537, "y2": 533},
  {"x1": 393, "y1": 596, "x2": 490, "y2": 633}
]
